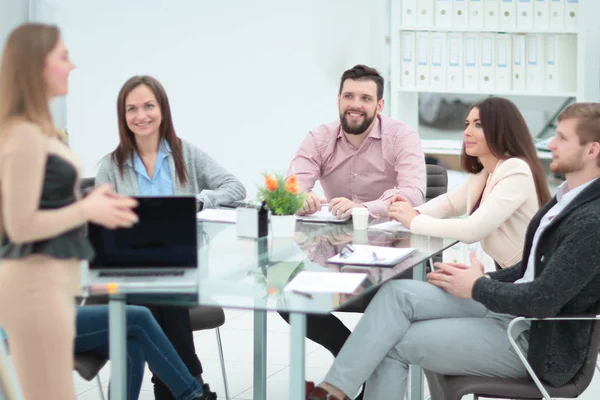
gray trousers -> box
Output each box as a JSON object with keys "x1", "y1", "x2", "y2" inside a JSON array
[{"x1": 324, "y1": 280, "x2": 531, "y2": 400}]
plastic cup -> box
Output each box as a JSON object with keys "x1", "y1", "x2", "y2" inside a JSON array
[{"x1": 352, "y1": 207, "x2": 370, "y2": 230}]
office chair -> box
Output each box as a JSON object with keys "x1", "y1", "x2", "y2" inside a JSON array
[
  {"x1": 424, "y1": 315, "x2": 600, "y2": 400},
  {"x1": 425, "y1": 164, "x2": 448, "y2": 269},
  {"x1": 73, "y1": 311, "x2": 231, "y2": 400},
  {"x1": 189, "y1": 306, "x2": 231, "y2": 400},
  {"x1": 73, "y1": 301, "x2": 231, "y2": 400},
  {"x1": 74, "y1": 352, "x2": 107, "y2": 400},
  {"x1": 425, "y1": 164, "x2": 448, "y2": 202}
]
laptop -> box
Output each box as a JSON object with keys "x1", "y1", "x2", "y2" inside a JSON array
[{"x1": 84, "y1": 196, "x2": 199, "y2": 291}]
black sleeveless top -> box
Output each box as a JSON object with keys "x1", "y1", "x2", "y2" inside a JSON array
[{"x1": 1, "y1": 155, "x2": 94, "y2": 260}]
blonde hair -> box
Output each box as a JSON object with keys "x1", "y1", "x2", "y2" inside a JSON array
[{"x1": 0, "y1": 23, "x2": 61, "y2": 139}]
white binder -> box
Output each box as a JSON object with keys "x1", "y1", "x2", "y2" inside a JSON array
[
  {"x1": 436, "y1": 0, "x2": 453, "y2": 27},
  {"x1": 564, "y1": 0, "x2": 578, "y2": 30},
  {"x1": 401, "y1": 31, "x2": 417, "y2": 88},
  {"x1": 402, "y1": 0, "x2": 419, "y2": 26},
  {"x1": 453, "y1": 0, "x2": 469, "y2": 26},
  {"x1": 495, "y1": 33, "x2": 512, "y2": 91},
  {"x1": 416, "y1": 32, "x2": 431, "y2": 89},
  {"x1": 545, "y1": 34, "x2": 577, "y2": 92},
  {"x1": 533, "y1": 0, "x2": 550, "y2": 29},
  {"x1": 499, "y1": 0, "x2": 517, "y2": 28},
  {"x1": 549, "y1": 0, "x2": 565, "y2": 29},
  {"x1": 526, "y1": 34, "x2": 545, "y2": 92},
  {"x1": 417, "y1": 0, "x2": 436, "y2": 27},
  {"x1": 517, "y1": 0, "x2": 534, "y2": 29},
  {"x1": 512, "y1": 34, "x2": 527, "y2": 91},
  {"x1": 463, "y1": 33, "x2": 479, "y2": 90},
  {"x1": 484, "y1": 0, "x2": 500, "y2": 29},
  {"x1": 469, "y1": 0, "x2": 485, "y2": 28},
  {"x1": 479, "y1": 33, "x2": 495, "y2": 91},
  {"x1": 447, "y1": 33, "x2": 464, "y2": 90},
  {"x1": 430, "y1": 32, "x2": 447, "y2": 89}
]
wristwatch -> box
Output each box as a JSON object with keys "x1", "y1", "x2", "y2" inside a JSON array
[
  {"x1": 196, "y1": 200, "x2": 204, "y2": 212},
  {"x1": 484, "y1": 273, "x2": 492, "y2": 279}
]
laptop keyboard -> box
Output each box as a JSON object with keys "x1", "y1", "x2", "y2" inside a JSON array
[{"x1": 98, "y1": 271, "x2": 185, "y2": 278}]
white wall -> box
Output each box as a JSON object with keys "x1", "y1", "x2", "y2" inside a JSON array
[
  {"x1": 0, "y1": 0, "x2": 28, "y2": 54},
  {"x1": 41, "y1": 0, "x2": 388, "y2": 197}
]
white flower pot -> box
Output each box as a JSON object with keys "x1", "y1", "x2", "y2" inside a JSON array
[{"x1": 270, "y1": 215, "x2": 297, "y2": 238}]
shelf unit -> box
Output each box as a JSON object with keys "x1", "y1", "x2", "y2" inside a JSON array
[{"x1": 389, "y1": 0, "x2": 600, "y2": 157}]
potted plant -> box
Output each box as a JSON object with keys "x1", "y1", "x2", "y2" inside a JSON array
[{"x1": 258, "y1": 173, "x2": 305, "y2": 237}]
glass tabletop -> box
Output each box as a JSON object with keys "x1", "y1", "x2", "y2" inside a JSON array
[{"x1": 104, "y1": 219, "x2": 456, "y2": 314}]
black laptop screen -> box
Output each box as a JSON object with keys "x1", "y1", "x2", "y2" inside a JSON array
[{"x1": 88, "y1": 197, "x2": 198, "y2": 269}]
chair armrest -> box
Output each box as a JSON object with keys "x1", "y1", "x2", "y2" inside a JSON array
[{"x1": 506, "y1": 315, "x2": 600, "y2": 400}]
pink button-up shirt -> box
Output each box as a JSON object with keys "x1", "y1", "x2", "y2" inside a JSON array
[{"x1": 288, "y1": 114, "x2": 426, "y2": 217}]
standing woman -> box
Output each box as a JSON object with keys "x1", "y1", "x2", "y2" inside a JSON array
[
  {"x1": 96, "y1": 75, "x2": 246, "y2": 399},
  {"x1": 0, "y1": 23, "x2": 138, "y2": 400}
]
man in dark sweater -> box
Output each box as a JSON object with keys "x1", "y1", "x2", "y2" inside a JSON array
[{"x1": 307, "y1": 102, "x2": 600, "y2": 400}]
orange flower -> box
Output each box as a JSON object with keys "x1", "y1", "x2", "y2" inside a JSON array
[
  {"x1": 287, "y1": 175, "x2": 298, "y2": 186},
  {"x1": 285, "y1": 175, "x2": 300, "y2": 195},
  {"x1": 285, "y1": 181, "x2": 300, "y2": 195},
  {"x1": 265, "y1": 175, "x2": 278, "y2": 191}
]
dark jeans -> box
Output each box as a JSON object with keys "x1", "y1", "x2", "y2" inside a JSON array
[
  {"x1": 279, "y1": 290, "x2": 379, "y2": 357},
  {"x1": 146, "y1": 305, "x2": 203, "y2": 400},
  {"x1": 74, "y1": 305, "x2": 203, "y2": 400}
]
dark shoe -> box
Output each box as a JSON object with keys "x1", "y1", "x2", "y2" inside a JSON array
[
  {"x1": 307, "y1": 386, "x2": 350, "y2": 400},
  {"x1": 193, "y1": 383, "x2": 217, "y2": 399}
]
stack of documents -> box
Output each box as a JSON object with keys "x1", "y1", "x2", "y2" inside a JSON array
[
  {"x1": 196, "y1": 209, "x2": 237, "y2": 223},
  {"x1": 296, "y1": 205, "x2": 351, "y2": 224},
  {"x1": 328, "y1": 245, "x2": 417, "y2": 267}
]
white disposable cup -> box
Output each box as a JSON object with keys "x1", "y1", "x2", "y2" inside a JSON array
[{"x1": 352, "y1": 207, "x2": 370, "y2": 230}]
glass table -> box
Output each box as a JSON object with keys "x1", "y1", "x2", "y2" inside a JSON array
[{"x1": 87, "y1": 220, "x2": 456, "y2": 400}]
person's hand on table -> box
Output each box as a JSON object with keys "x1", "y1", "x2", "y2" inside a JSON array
[
  {"x1": 388, "y1": 194, "x2": 418, "y2": 228},
  {"x1": 297, "y1": 191, "x2": 325, "y2": 215},
  {"x1": 426, "y1": 252, "x2": 485, "y2": 299},
  {"x1": 329, "y1": 197, "x2": 365, "y2": 219}
]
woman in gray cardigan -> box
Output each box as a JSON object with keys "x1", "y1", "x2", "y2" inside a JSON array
[{"x1": 96, "y1": 75, "x2": 246, "y2": 400}]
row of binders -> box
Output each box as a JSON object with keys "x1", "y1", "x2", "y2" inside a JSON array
[
  {"x1": 401, "y1": 0, "x2": 579, "y2": 31},
  {"x1": 400, "y1": 31, "x2": 577, "y2": 92}
]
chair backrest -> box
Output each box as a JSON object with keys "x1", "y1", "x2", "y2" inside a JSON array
[
  {"x1": 80, "y1": 177, "x2": 96, "y2": 193},
  {"x1": 568, "y1": 319, "x2": 600, "y2": 393},
  {"x1": 426, "y1": 164, "x2": 448, "y2": 202}
]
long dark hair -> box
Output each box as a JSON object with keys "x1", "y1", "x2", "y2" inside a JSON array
[
  {"x1": 461, "y1": 97, "x2": 551, "y2": 207},
  {"x1": 111, "y1": 75, "x2": 187, "y2": 184}
]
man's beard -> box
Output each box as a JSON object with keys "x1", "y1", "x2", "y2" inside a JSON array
[
  {"x1": 550, "y1": 148, "x2": 586, "y2": 175},
  {"x1": 340, "y1": 110, "x2": 376, "y2": 135}
]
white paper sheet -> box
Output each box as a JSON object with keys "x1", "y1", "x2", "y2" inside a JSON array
[
  {"x1": 369, "y1": 220, "x2": 410, "y2": 232},
  {"x1": 295, "y1": 205, "x2": 351, "y2": 223},
  {"x1": 284, "y1": 271, "x2": 367, "y2": 294},
  {"x1": 328, "y1": 245, "x2": 417, "y2": 267},
  {"x1": 196, "y1": 209, "x2": 237, "y2": 224}
]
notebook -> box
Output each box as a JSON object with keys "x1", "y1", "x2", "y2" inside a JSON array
[
  {"x1": 328, "y1": 245, "x2": 417, "y2": 267},
  {"x1": 296, "y1": 205, "x2": 351, "y2": 224}
]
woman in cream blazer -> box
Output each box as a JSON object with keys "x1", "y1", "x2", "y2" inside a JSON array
[{"x1": 389, "y1": 97, "x2": 551, "y2": 268}]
